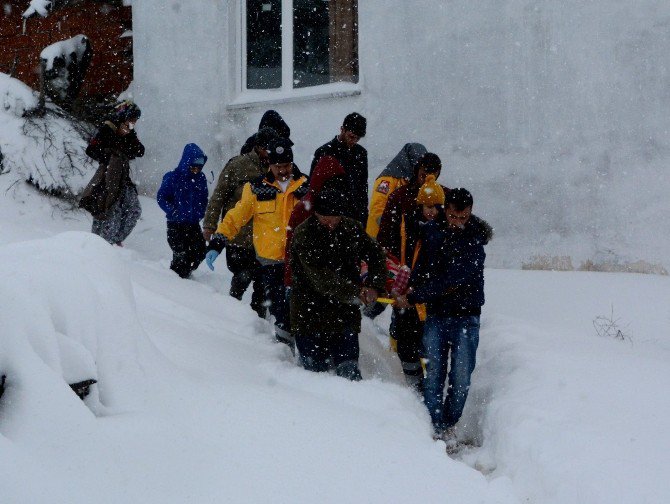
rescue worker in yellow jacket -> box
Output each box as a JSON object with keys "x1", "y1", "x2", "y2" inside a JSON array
[
  {"x1": 206, "y1": 138, "x2": 309, "y2": 349},
  {"x1": 365, "y1": 143, "x2": 427, "y2": 238}
]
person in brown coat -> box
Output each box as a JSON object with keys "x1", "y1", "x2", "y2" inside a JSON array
[
  {"x1": 202, "y1": 127, "x2": 278, "y2": 316},
  {"x1": 79, "y1": 100, "x2": 144, "y2": 246}
]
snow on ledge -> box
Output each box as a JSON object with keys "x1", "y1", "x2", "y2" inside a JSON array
[
  {"x1": 40, "y1": 35, "x2": 90, "y2": 72},
  {"x1": 227, "y1": 82, "x2": 362, "y2": 110}
]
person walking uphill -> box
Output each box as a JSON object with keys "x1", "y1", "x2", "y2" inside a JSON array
[
  {"x1": 290, "y1": 188, "x2": 387, "y2": 381},
  {"x1": 157, "y1": 143, "x2": 209, "y2": 279},
  {"x1": 311, "y1": 112, "x2": 368, "y2": 226},
  {"x1": 79, "y1": 100, "x2": 145, "y2": 245},
  {"x1": 394, "y1": 188, "x2": 492, "y2": 445},
  {"x1": 202, "y1": 127, "x2": 278, "y2": 316},
  {"x1": 207, "y1": 138, "x2": 309, "y2": 349}
]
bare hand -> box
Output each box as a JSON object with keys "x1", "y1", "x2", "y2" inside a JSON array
[
  {"x1": 203, "y1": 228, "x2": 214, "y2": 242},
  {"x1": 359, "y1": 287, "x2": 379, "y2": 305}
]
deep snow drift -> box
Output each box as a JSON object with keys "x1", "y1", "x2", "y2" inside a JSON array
[{"x1": 0, "y1": 174, "x2": 668, "y2": 503}]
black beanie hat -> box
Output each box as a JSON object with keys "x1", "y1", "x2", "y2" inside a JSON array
[
  {"x1": 314, "y1": 187, "x2": 347, "y2": 217},
  {"x1": 255, "y1": 127, "x2": 279, "y2": 149},
  {"x1": 267, "y1": 137, "x2": 294, "y2": 165},
  {"x1": 342, "y1": 112, "x2": 366, "y2": 138}
]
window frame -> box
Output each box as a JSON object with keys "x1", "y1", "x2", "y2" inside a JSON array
[{"x1": 230, "y1": 0, "x2": 361, "y2": 108}]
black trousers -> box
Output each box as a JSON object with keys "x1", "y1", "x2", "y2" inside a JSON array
[
  {"x1": 167, "y1": 222, "x2": 207, "y2": 279},
  {"x1": 225, "y1": 244, "x2": 265, "y2": 318},
  {"x1": 390, "y1": 307, "x2": 424, "y2": 381}
]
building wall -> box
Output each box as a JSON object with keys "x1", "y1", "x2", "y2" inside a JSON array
[
  {"x1": 0, "y1": 0, "x2": 132, "y2": 99},
  {"x1": 130, "y1": 0, "x2": 670, "y2": 269}
]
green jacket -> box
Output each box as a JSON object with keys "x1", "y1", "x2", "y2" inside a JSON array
[
  {"x1": 290, "y1": 216, "x2": 386, "y2": 335},
  {"x1": 203, "y1": 150, "x2": 265, "y2": 248}
]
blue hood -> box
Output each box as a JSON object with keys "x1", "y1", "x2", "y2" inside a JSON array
[
  {"x1": 157, "y1": 143, "x2": 209, "y2": 224},
  {"x1": 177, "y1": 143, "x2": 208, "y2": 173}
]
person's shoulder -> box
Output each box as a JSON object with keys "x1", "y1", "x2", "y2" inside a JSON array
[
  {"x1": 340, "y1": 216, "x2": 365, "y2": 234},
  {"x1": 292, "y1": 215, "x2": 315, "y2": 241},
  {"x1": 313, "y1": 140, "x2": 332, "y2": 156},
  {"x1": 161, "y1": 170, "x2": 175, "y2": 184},
  {"x1": 353, "y1": 143, "x2": 367, "y2": 155}
]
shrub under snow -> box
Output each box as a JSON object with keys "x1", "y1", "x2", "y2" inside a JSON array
[{"x1": 0, "y1": 72, "x2": 95, "y2": 198}]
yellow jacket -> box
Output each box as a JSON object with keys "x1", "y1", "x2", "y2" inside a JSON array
[
  {"x1": 365, "y1": 176, "x2": 407, "y2": 238},
  {"x1": 216, "y1": 170, "x2": 309, "y2": 263}
]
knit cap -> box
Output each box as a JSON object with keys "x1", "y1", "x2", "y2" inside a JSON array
[{"x1": 416, "y1": 175, "x2": 445, "y2": 206}]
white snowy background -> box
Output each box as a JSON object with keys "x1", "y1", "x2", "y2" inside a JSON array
[
  {"x1": 1, "y1": 155, "x2": 668, "y2": 503},
  {"x1": 1, "y1": 0, "x2": 670, "y2": 501}
]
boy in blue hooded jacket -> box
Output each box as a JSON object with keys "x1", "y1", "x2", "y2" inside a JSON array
[{"x1": 157, "y1": 143, "x2": 209, "y2": 278}]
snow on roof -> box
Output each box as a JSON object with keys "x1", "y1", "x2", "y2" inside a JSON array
[{"x1": 40, "y1": 35, "x2": 90, "y2": 71}]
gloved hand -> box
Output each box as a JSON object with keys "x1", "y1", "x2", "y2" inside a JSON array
[{"x1": 205, "y1": 250, "x2": 219, "y2": 271}]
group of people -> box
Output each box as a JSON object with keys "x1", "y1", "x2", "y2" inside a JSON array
[{"x1": 79, "y1": 102, "x2": 492, "y2": 443}]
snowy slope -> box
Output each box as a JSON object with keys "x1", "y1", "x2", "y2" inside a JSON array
[{"x1": 0, "y1": 175, "x2": 669, "y2": 503}]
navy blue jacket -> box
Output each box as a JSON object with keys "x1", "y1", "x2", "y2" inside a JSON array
[
  {"x1": 407, "y1": 217, "x2": 491, "y2": 317},
  {"x1": 157, "y1": 143, "x2": 209, "y2": 224}
]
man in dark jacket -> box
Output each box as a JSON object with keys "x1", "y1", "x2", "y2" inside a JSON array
[
  {"x1": 79, "y1": 100, "x2": 145, "y2": 246},
  {"x1": 395, "y1": 188, "x2": 492, "y2": 443},
  {"x1": 157, "y1": 143, "x2": 209, "y2": 278},
  {"x1": 290, "y1": 188, "x2": 386, "y2": 381},
  {"x1": 310, "y1": 112, "x2": 368, "y2": 226}
]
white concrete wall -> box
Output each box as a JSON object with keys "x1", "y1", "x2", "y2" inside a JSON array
[{"x1": 132, "y1": 0, "x2": 670, "y2": 269}]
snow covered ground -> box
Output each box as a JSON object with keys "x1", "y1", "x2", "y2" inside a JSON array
[{"x1": 0, "y1": 174, "x2": 669, "y2": 503}]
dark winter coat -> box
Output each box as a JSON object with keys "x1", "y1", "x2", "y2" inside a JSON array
[
  {"x1": 79, "y1": 154, "x2": 133, "y2": 220},
  {"x1": 310, "y1": 136, "x2": 369, "y2": 226},
  {"x1": 284, "y1": 155, "x2": 346, "y2": 286},
  {"x1": 85, "y1": 121, "x2": 145, "y2": 166},
  {"x1": 290, "y1": 216, "x2": 386, "y2": 335},
  {"x1": 79, "y1": 121, "x2": 145, "y2": 219},
  {"x1": 407, "y1": 217, "x2": 493, "y2": 317},
  {"x1": 157, "y1": 143, "x2": 209, "y2": 224}
]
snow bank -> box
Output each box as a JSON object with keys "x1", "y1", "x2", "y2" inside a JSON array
[
  {"x1": 0, "y1": 72, "x2": 95, "y2": 196},
  {"x1": 461, "y1": 269, "x2": 670, "y2": 503},
  {"x1": 0, "y1": 232, "x2": 163, "y2": 442}
]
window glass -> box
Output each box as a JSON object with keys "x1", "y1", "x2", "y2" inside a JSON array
[
  {"x1": 293, "y1": 0, "x2": 358, "y2": 88},
  {"x1": 247, "y1": 0, "x2": 282, "y2": 89}
]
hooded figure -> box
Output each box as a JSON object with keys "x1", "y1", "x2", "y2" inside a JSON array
[
  {"x1": 158, "y1": 143, "x2": 209, "y2": 223},
  {"x1": 157, "y1": 143, "x2": 209, "y2": 278},
  {"x1": 284, "y1": 155, "x2": 346, "y2": 286},
  {"x1": 366, "y1": 143, "x2": 427, "y2": 238},
  {"x1": 79, "y1": 100, "x2": 145, "y2": 246},
  {"x1": 240, "y1": 110, "x2": 292, "y2": 155}
]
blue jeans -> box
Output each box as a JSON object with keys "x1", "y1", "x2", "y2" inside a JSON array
[
  {"x1": 295, "y1": 330, "x2": 362, "y2": 381},
  {"x1": 422, "y1": 315, "x2": 480, "y2": 431}
]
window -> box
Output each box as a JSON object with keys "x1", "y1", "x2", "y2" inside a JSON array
[{"x1": 244, "y1": 0, "x2": 358, "y2": 91}]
